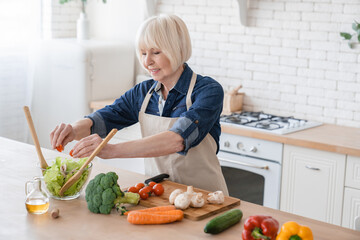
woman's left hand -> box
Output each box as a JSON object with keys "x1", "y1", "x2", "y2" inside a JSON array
[{"x1": 70, "y1": 134, "x2": 113, "y2": 159}]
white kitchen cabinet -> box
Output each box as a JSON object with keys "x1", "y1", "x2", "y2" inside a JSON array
[
  {"x1": 342, "y1": 155, "x2": 360, "y2": 230},
  {"x1": 342, "y1": 187, "x2": 360, "y2": 229},
  {"x1": 280, "y1": 145, "x2": 346, "y2": 225}
]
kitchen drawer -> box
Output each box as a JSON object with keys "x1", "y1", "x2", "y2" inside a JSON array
[
  {"x1": 345, "y1": 155, "x2": 360, "y2": 189},
  {"x1": 342, "y1": 187, "x2": 360, "y2": 230}
]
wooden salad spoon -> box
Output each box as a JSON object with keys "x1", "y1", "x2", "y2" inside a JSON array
[
  {"x1": 59, "y1": 128, "x2": 118, "y2": 196},
  {"x1": 23, "y1": 106, "x2": 48, "y2": 170}
]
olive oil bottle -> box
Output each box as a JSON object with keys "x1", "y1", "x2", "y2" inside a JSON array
[{"x1": 25, "y1": 177, "x2": 49, "y2": 214}]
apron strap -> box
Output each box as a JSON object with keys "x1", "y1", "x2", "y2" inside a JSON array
[
  {"x1": 186, "y1": 73, "x2": 197, "y2": 110},
  {"x1": 140, "y1": 84, "x2": 156, "y2": 113},
  {"x1": 140, "y1": 72, "x2": 197, "y2": 113}
]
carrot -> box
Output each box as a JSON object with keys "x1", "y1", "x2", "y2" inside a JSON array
[
  {"x1": 124, "y1": 205, "x2": 176, "y2": 216},
  {"x1": 127, "y1": 210, "x2": 184, "y2": 225}
]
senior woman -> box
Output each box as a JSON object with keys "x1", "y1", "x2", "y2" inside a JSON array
[{"x1": 50, "y1": 14, "x2": 228, "y2": 194}]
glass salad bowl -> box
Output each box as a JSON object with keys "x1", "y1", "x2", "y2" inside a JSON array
[{"x1": 40, "y1": 157, "x2": 92, "y2": 200}]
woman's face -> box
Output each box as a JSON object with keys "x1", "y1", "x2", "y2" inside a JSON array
[{"x1": 141, "y1": 48, "x2": 175, "y2": 83}]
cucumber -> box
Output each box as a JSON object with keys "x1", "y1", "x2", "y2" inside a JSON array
[{"x1": 204, "y1": 209, "x2": 243, "y2": 234}]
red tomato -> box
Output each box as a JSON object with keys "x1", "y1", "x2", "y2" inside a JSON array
[
  {"x1": 56, "y1": 144, "x2": 64, "y2": 152},
  {"x1": 139, "y1": 186, "x2": 152, "y2": 200},
  {"x1": 152, "y1": 184, "x2": 164, "y2": 196},
  {"x1": 139, "y1": 190, "x2": 149, "y2": 200},
  {"x1": 69, "y1": 149, "x2": 74, "y2": 157},
  {"x1": 128, "y1": 186, "x2": 139, "y2": 193},
  {"x1": 148, "y1": 181, "x2": 156, "y2": 188},
  {"x1": 135, "y1": 183, "x2": 145, "y2": 189}
]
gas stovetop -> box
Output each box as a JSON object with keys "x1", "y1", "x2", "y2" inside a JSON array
[{"x1": 220, "y1": 111, "x2": 322, "y2": 135}]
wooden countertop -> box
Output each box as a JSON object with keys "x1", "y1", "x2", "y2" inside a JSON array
[
  {"x1": 1, "y1": 136, "x2": 359, "y2": 239},
  {"x1": 221, "y1": 124, "x2": 360, "y2": 157}
]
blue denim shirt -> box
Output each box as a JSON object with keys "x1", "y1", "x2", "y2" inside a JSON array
[{"x1": 86, "y1": 63, "x2": 224, "y2": 155}]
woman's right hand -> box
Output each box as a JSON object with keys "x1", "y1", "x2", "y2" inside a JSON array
[{"x1": 50, "y1": 123, "x2": 76, "y2": 150}]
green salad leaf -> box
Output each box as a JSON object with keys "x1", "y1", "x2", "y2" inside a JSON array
[{"x1": 43, "y1": 157, "x2": 90, "y2": 197}]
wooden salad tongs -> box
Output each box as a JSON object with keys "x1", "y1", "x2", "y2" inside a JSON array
[
  {"x1": 59, "y1": 128, "x2": 118, "y2": 196},
  {"x1": 23, "y1": 106, "x2": 48, "y2": 170}
]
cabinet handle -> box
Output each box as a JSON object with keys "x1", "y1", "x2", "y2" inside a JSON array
[
  {"x1": 218, "y1": 157, "x2": 269, "y2": 170},
  {"x1": 305, "y1": 165, "x2": 320, "y2": 171}
]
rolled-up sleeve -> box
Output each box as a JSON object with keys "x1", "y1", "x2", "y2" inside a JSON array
[
  {"x1": 169, "y1": 81, "x2": 224, "y2": 155},
  {"x1": 85, "y1": 112, "x2": 107, "y2": 138}
]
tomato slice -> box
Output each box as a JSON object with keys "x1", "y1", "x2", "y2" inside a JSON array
[
  {"x1": 69, "y1": 149, "x2": 74, "y2": 157},
  {"x1": 56, "y1": 144, "x2": 64, "y2": 152}
]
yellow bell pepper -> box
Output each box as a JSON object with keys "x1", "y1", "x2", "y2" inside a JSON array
[{"x1": 276, "y1": 221, "x2": 313, "y2": 240}]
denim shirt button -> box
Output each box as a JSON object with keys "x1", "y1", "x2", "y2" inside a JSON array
[{"x1": 194, "y1": 120, "x2": 199, "y2": 124}]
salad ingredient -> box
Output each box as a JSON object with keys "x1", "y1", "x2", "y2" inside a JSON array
[
  {"x1": 85, "y1": 172, "x2": 140, "y2": 214},
  {"x1": 276, "y1": 221, "x2": 313, "y2": 240},
  {"x1": 127, "y1": 209, "x2": 184, "y2": 225},
  {"x1": 169, "y1": 189, "x2": 183, "y2": 204},
  {"x1": 190, "y1": 192, "x2": 205, "y2": 208},
  {"x1": 135, "y1": 183, "x2": 145, "y2": 190},
  {"x1": 174, "y1": 192, "x2": 191, "y2": 210},
  {"x1": 207, "y1": 191, "x2": 225, "y2": 204},
  {"x1": 148, "y1": 181, "x2": 156, "y2": 188},
  {"x1": 128, "y1": 186, "x2": 139, "y2": 193},
  {"x1": 152, "y1": 183, "x2": 164, "y2": 196},
  {"x1": 204, "y1": 209, "x2": 243, "y2": 234},
  {"x1": 69, "y1": 149, "x2": 74, "y2": 157},
  {"x1": 51, "y1": 208, "x2": 60, "y2": 219},
  {"x1": 139, "y1": 186, "x2": 152, "y2": 200},
  {"x1": 56, "y1": 144, "x2": 64, "y2": 152},
  {"x1": 242, "y1": 215, "x2": 279, "y2": 240},
  {"x1": 43, "y1": 156, "x2": 89, "y2": 197},
  {"x1": 124, "y1": 205, "x2": 176, "y2": 216}
]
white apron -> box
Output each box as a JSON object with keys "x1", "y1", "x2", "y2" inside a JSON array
[{"x1": 138, "y1": 73, "x2": 229, "y2": 195}]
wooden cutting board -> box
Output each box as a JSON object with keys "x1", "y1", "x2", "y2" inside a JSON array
[{"x1": 133, "y1": 180, "x2": 240, "y2": 221}]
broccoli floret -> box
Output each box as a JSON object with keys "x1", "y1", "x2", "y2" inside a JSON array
[{"x1": 85, "y1": 172, "x2": 140, "y2": 214}]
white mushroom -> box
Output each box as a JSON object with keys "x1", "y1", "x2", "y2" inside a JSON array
[
  {"x1": 169, "y1": 189, "x2": 183, "y2": 204},
  {"x1": 190, "y1": 192, "x2": 205, "y2": 208},
  {"x1": 207, "y1": 191, "x2": 225, "y2": 204},
  {"x1": 187, "y1": 186, "x2": 195, "y2": 195},
  {"x1": 174, "y1": 192, "x2": 191, "y2": 210}
]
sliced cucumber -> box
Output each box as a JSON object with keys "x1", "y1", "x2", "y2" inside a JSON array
[{"x1": 204, "y1": 209, "x2": 243, "y2": 234}]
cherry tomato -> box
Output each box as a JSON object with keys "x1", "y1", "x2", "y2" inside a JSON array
[
  {"x1": 152, "y1": 183, "x2": 164, "y2": 196},
  {"x1": 148, "y1": 181, "x2": 156, "y2": 188},
  {"x1": 139, "y1": 186, "x2": 152, "y2": 200},
  {"x1": 135, "y1": 183, "x2": 145, "y2": 189},
  {"x1": 128, "y1": 186, "x2": 139, "y2": 193},
  {"x1": 139, "y1": 190, "x2": 149, "y2": 200},
  {"x1": 69, "y1": 149, "x2": 74, "y2": 157}
]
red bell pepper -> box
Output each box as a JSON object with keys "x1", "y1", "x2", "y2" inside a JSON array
[{"x1": 242, "y1": 215, "x2": 279, "y2": 240}]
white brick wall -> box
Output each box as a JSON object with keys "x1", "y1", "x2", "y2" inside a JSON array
[
  {"x1": 155, "y1": 0, "x2": 360, "y2": 127},
  {"x1": 49, "y1": 0, "x2": 360, "y2": 128}
]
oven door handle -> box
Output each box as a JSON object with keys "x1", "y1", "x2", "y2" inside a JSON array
[{"x1": 218, "y1": 157, "x2": 269, "y2": 170}]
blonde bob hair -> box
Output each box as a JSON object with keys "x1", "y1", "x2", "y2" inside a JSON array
[{"x1": 135, "y1": 14, "x2": 192, "y2": 71}]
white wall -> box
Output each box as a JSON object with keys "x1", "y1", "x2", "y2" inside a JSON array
[
  {"x1": 156, "y1": 0, "x2": 360, "y2": 127},
  {"x1": 49, "y1": 0, "x2": 360, "y2": 128}
]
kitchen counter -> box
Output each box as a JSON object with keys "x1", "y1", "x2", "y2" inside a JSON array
[
  {"x1": 1, "y1": 136, "x2": 359, "y2": 239},
  {"x1": 221, "y1": 123, "x2": 360, "y2": 157}
]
